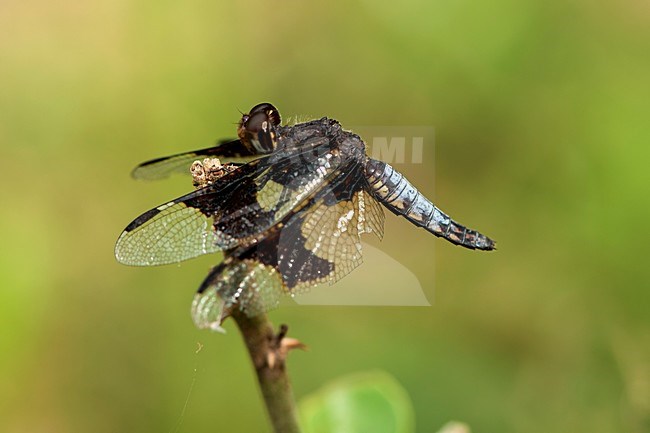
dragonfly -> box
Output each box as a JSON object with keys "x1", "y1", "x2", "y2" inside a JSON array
[{"x1": 115, "y1": 103, "x2": 495, "y2": 330}]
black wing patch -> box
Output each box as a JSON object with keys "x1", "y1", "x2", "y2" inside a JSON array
[
  {"x1": 115, "y1": 160, "x2": 260, "y2": 266},
  {"x1": 191, "y1": 164, "x2": 385, "y2": 327},
  {"x1": 115, "y1": 144, "x2": 350, "y2": 266},
  {"x1": 131, "y1": 139, "x2": 261, "y2": 180}
]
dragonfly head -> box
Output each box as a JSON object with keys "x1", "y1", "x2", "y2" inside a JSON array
[{"x1": 238, "y1": 103, "x2": 281, "y2": 153}]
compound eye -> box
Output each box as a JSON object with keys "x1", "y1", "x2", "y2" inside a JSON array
[
  {"x1": 247, "y1": 103, "x2": 281, "y2": 128},
  {"x1": 244, "y1": 110, "x2": 273, "y2": 134},
  {"x1": 238, "y1": 103, "x2": 281, "y2": 153}
]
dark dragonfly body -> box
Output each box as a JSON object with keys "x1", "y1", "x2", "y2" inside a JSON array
[{"x1": 116, "y1": 103, "x2": 495, "y2": 328}]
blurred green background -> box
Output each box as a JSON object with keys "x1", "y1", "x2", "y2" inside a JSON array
[{"x1": 1, "y1": 0, "x2": 648, "y2": 432}]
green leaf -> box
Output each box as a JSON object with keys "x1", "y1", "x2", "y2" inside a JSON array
[
  {"x1": 299, "y1": 370, "x2": 415, "y2": 433},
  {"x1": 436, "y1": 421, "x2": 471, "y2": 433}
]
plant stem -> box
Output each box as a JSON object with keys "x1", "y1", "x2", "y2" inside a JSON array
[{"x1": 231, "y1": 310, "x2": 302, "y2": 433}]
